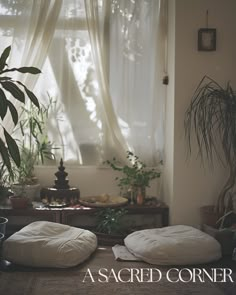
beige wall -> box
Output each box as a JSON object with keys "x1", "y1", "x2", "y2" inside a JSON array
[
  {"x1": 164, "y1": 0, "x2": 236, "y2": 226},
  {"x1": 35, "y1": 165, "x2": 160, "y2": 198},
  {"x1": 35, "y1": 0, "x2": 236, "y2": 227},
  {"x1": 162, "y1": 0, "x2": 175, "y2": 213}
]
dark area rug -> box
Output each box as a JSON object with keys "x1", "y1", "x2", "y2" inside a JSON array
[{"x1": 0, "y1": 247, "x2": 235, "y2": 295}]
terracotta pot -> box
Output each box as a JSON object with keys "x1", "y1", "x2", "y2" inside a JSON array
[
  {"x1": 133, "y1": 186, "x2": 146, "y2": 205},
  {"x1": 9, "y1": 196, "x2": 29, "y2": 209},
  {"x1": 200, "y1": 205, "x2": 221, "y2": 228},
  {"x1": 136, "y1": 188, "x2": 144, "y2": 205}
]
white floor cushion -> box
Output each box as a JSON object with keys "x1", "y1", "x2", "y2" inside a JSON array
[
  {"x1": 124, "y1": 225, "x2": 222, "y2": 265},
  {"x1": 2, "y1": 221, "x2": 97, "y2": 268}
]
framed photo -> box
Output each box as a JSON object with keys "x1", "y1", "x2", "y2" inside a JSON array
[{"x1": 198, "y1": 28, "x2": 216, "y2": 51}]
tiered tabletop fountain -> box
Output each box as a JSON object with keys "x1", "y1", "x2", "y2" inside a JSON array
[{"x1": 40, "y1": 159, "x2": 80, "y2": 207}]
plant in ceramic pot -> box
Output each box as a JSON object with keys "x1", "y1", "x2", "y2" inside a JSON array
[
  {"x1": 184, "y1": 76, "x2": 236, "y2": 226},
  {"x1": 0, "y1": 161, "x2": 29, "y2": 209},
  {"x1": 10, "y1": 146, "x2": 39, "y2": 204},
  {"x1": 105, "y1": 151, "x2": 161, "y2": 204},
  {"x1": 10, "y1": 97, "x2": 58, "y2": 203}
]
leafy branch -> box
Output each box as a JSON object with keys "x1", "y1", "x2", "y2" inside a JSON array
[
  {"x1": 105, "y1": 151, "x2": 161, "y2": 190},
  {"x1": 96, "y1": 208, "x2": 128, "y2": 235},
  {"x1": 0, "y1": 46, "x2": 41, "y2": 173}
]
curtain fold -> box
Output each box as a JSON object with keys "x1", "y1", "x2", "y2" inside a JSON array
[
  {"x1": 1, "y1": 0, "x2": 62, "y2": 133},
  {"x1": 22, "y1": 0, "x2": 62, "y2": 84},
  {"x1": 84, "y1": 0, "x2": 130, "y2": 163},
  {"x1": 85, "y1": 0, "x2": 168, "y2": 165}
]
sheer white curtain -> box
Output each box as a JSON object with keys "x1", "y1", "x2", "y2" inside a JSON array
[
  {"x1": 0, "y1": 0, "x2": 167, "y2": 167},
  {"x1": 84, "y1": 0, "x2": 130, "y2": 164},
  {"x1": 0, "y1": 0, "x2": 62, "y2": 133},
  {"x1": 85, "y1": 0, "x2": 168, "y2": 166}
]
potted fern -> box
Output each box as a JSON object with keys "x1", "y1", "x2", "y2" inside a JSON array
[{"x1": 184, "y1": 75, "x2": 236, "y2": 225}]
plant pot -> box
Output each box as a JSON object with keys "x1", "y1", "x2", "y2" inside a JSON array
[
  {"x1": 95, "y1": 232, "x2": 126, "y2": 246},
  {"x1": 202, "y1": 224, "x2": 235, "y2": 256},
  {"x1": 136, "y1": 186, "x2": 146, "y2": 205},
  {"x1": 11, "y1": 183, "x2": 40, "y2": 202},
  {"x1": 0, "y1": 217, "x2": 8, "y2": 236},
  {"x1": 0, "y1": 186, "x2": 11, "y2": 205},
  {"x1": 9, "y1": 196, "x2": 29, "y2": 209},
  {"x1": 200, "y1": 205, "x2": 221, "y2": 228},
  {"x1": 233, "y1": 194, "x2": 236, "y2": 213},
  {"x1": 0, "y1": 233, "x2": 4, "y2": 254}
]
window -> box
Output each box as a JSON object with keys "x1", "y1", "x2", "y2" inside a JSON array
[{"x1": 0, "y1": 0, "x2": 167, "y2": 167}]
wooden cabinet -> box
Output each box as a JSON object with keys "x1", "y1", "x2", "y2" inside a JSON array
[
  {"x1": 0, "y1": 207, "x2": 60, "y2": 237},
  {"x1": 0, "y1": 203, "x2": 169, "y2": 241},
  {"x1": 61, "y1": 204, "x2": 169, "y2": 231},
  {"x1": 61, "y1": 204, "x2": 169, "y2": 245}
]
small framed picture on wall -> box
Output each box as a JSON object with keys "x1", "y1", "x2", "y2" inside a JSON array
[{"x1": 198, "y1": 28, "x2": 216, "y2": 51}]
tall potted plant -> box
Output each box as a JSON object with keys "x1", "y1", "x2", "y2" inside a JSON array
[
  {"x1": 10, "y1": 98, "x2": 58, "y2": 203},
  {"x1": 0, "y1": 45, "x2": 41, "y2": 174},
  {"x1": 184, "y1": 75, "x2": 236, "y2": 220}
]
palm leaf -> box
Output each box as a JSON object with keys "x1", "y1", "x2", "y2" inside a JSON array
[
  {"x1": 0, "y1": 88, "x2": 8, "y2": 120},
  {"x1": 0, "y1": 46, "x2": 11, "y2": 72},
  {"x1": 16, "y1": 81, "x2": 40, "y2": 108},
  {"x1": 12, "y1": 67, "x2": 41, "y2": 74},
  {"x1": 0, "y1": 137, "x2": 11, "y2": 172},
  {"x1": 7, "y1": 100, "x2": 18, "y2": 125},
  {"x1": 1, "y1": 66, "x2": 41, "y2": 75},
  {"x1": 4, "y1": 128, "x2": 20, "y2": 167},
  {"x1": 1, "y1": 81, "x2": 25, "y2": 102}
]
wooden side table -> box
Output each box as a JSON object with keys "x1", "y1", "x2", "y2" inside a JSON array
[{"x1": 0, "y1": 202, "x2": 169, "y2": 243}]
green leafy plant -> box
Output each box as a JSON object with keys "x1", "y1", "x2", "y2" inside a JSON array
[
  {"x1": 17, "y1": 95, "x2": 57, "y2": 164},
  {"x1": 11, "y1": 97, "x2": 58, "y2": 185},
  {"x1": 105, "y1": 151, "x2": 161, "y2": 192},
  {"x1": 96, "y1": 208, "x2": 127, "y2": 235},
  {"x1": 12, "y1": 146, "x2": 38, "y2": 185},
  {"x1": 0, "y1": 45, "x2": 41, "y2": 173},
  {"x1": 0, "y1": 162, "x2": 11, "y2": 202},
  {"x1": 184, "y1": 75, "x2": 236, "y2": 215}
]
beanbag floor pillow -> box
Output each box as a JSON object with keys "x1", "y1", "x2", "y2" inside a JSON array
[
  {"x1": 2, "y1": 221, "x2": 97, "y2": 268},
  {"x1": 124, "y1": 225, "x2": 222, "y2": 265}
]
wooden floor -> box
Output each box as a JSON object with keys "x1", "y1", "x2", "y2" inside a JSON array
[{"x1": 0, "y1": 247, "x2": 235, "y2": 295}]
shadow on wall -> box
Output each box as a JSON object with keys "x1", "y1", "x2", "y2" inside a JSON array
[{"x1": 34, "y1": 165, "x2": 161, "y2": 198}]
